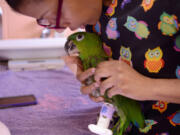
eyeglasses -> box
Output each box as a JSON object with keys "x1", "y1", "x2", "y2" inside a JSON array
[{"x1": 37, "y1": 0, "x2": 65, "y2": 29}]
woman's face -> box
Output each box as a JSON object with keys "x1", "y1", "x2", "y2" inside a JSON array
[{"x1": 18, "y1": 0, "x2": 103, "y2": 31}]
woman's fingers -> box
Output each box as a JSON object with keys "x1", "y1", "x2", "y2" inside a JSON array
[
  {"x1": 62, "y1": 55, "x2": 83, "y2": 75},
  {"x1": 107, "y1": 87, "x2": 119, "y2": 98},
  {"x1": 80, "y1": 82, "x2": 99, "y2": 95},
  {"x1": 94, "y1": 69, "x2": 111, "y2": 83},
  {"x1": 89, "y1": 95, "x2": 104, "y2": 102},
  {"x1": 77, "y1": 68, "x2": 96, "y2": 82},
  {"x1": 100, "y1": 77, "x2": 114, "y2": 95},
  {"x1": 62, "y1": 56, "x2": 82, "y2": 66}
]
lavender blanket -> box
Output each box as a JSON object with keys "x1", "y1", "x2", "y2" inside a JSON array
[{"x1": 0, "y1": 67, "x2": 100, "y2": 135}]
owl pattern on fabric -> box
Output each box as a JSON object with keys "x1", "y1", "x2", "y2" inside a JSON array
[
  {"x1": 174, "y1": 35, "x2": 180, "y2": 52},
  {"x1": 85, "y1": 0, "x2": 180, "y2": 134},
  {"x1": 158, "y1": 12, "x2": 179, "y2": 36},
  {"x1": 144, "y1": 47, "x2": 164, "y2": 73},
  {"x1": 124, "y1": 16, "x2": 150, "y2": 40},
  {"x1": 176, "y1": 66, "x2": 180, "y2": 79},
  {"x1": 119, "y1": 46, "x2": 132, "y2": 66},
  {"x1": 139, "y1": 120, "x2": 158, "y2": 133},
  {"x1": 93, "y1": 22, "x2": 101, "y2": 35},
  {"x1": 103, "y1": 43, "x2": 112, "y2": 57},
  {"x1": 121, "y1": 0, "x2": 132, "y2": 9},
  {"x1": 106, "y1": 18, "x2": 120, "y2": 40},
  {"x1": 167, "y1": 111, "x2": 180, "y2": 126},
  {"x1": 141, "y1": 0, "x2": 156, "y2": 12},
  {"x1": 106, "y1": 0, "x2": 118, "y2": 17},
  {"x1": 152, "y1": 101, "x2": 168, "y2": 113}
]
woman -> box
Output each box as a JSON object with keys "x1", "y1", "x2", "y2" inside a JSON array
[{"x1": 5, "y1": 0, "x2": 180, "y2": 134}]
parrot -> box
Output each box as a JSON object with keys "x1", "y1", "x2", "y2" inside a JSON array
[{"x1": 64, "y1": 32, "x2": 145, "y2": 135}]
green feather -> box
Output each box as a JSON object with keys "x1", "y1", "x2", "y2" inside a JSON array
[
  {"x1": 66, "y1": 32, "x2": 145, "y2": 135},
  {"x1": 67, "y1": 32, "x2": 108, "y2": 70}
]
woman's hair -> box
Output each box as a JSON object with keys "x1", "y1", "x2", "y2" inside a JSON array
[{"x1": 5, "y1": 0, "x2": 24, "y2": 11}]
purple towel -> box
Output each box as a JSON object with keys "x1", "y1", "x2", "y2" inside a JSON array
[{"x1": 0, "y1": 66, "x2": 100, "y2": 135}]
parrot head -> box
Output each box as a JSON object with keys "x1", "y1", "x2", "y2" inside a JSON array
[{"x1": 65, "y1": 32, "x2": 106, "y2": 59}]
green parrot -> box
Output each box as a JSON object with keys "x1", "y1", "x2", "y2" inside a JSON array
[{"x1": 65, "y1": 32, "x2": 145, "y2": 135}]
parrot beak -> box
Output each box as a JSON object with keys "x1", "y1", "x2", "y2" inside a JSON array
[{"x1": 64, "y1": 40, "x2": 80, "y2": 56}]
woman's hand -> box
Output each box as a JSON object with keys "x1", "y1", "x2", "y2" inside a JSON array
[
  {"x1": 62, "y1": 55, "x2": 83, "y2": 75},
  {"x1": 64, "y1": 57, "x2": 180, "y2": 103},
  {"x1": 94, "y1": 60, "x2": 154, "y2": 101},
  {"x1": 62, "y1": 55, "x2": 104, "y2": 102},
  {"x1": 77, "y1": 68, "x2": 104, "y2": 102},
  {"x1": 78, "y1": 59, "x2": 154, "y2": 101},
  {"x1": 77, "y1": 67, "x2": 104, "y2": 102}
]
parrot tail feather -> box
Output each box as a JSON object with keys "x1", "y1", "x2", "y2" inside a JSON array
[{"x1": 112, "y1": 118, "x2": 130, "y2": 135}]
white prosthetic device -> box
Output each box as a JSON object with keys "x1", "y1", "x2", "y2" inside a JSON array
[
  {"x1": 88, "y1": 103, "x2": 115, "y2": 135},
  {"x1": 0, "y1": 121, "x2": 11, "y2": 135}
]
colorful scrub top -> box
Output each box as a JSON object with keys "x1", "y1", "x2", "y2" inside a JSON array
[{"x1": 86, "y1": 0, "x2": 180, "y2": 134}]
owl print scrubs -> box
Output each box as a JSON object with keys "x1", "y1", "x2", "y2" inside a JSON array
[{"x1": 86, "y1": 0, "x2": 180, "y2": 134}]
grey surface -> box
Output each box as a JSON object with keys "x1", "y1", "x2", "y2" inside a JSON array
[
  {"x1": 0, "y1": 38, "x2": 66, "y2": 60},
  {"x1": 0, "y1": 66, "x2": 100, "y2": 135}
]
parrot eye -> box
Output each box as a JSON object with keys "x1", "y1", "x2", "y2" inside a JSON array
[{"x1": 76, "y1": 34, "x2": 84, "y2": 41}]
